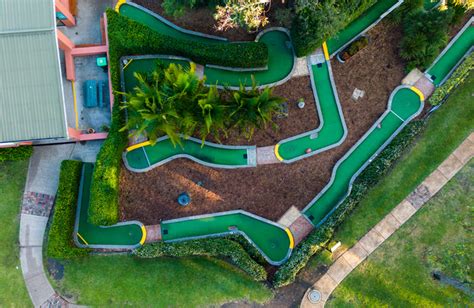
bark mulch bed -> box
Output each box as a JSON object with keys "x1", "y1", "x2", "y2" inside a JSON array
[
  {"x1": 133, "y1": 0, "x2": 289, "y2": 41},
  {"x1": 119, "y1": 20, "x2": 407, "y2": 225}
]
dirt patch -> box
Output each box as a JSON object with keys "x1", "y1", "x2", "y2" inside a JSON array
[
  {"x1": 119, "y1": 20, "x2": 406, "y2": 224},
  {"x1": 133, "y1": 0, "x2": 289, "y2": 41}
]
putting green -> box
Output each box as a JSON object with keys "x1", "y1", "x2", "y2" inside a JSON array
[
  {"x1": 303, "y1": 87, "x2": 423, "y2": 225},
  {"x1": 276, "y1": 60, "x2": 346, "y2": 161},
  {"x1": 427, "y1": 20, "x2": 474, "y2": 86},
  {"x1": 326, "y1": 0, "x2": 401, "y2": 56},
  {"x1": 119, "y1": 3, "x2": 294, "y2": 89},
  {"x1": 161, "y1": 212, "x2": 292, "y2": 264},
  {"x1": 75, "y1": 163, "x2": 144, "y2": 248}
]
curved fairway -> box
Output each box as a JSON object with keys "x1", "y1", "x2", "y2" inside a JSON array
[
  {"x1": 276, "y1": 59, "x2": 346, "y2": 162},
  {"x1": 303, "y1": 87, "x2": 424, "y2": 225},
  {"x1": 74, "y1": 163, "x2": 144, "y2": 248},
  {"x1": 161, "y1": 211, "x2": 292, "y2": 265}
]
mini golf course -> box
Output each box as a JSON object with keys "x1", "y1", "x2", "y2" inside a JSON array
[
  {"x1": 74, "y1": 163, "x2": 145, "y2": 248},
  {"x1": 426, "y1": 17, "x2": 474, "y2": 86},
  {"x1": 303, "y1": 86, "x2": 424, "y2": 225},
  {"x1": 74, "y1": 2, "x2": 473, "y2": 266},
  {"x1": 161, "y1": 211, "x2": 293, "y2": 265}
]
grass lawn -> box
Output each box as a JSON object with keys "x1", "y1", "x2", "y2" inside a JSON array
[
  {"x1": 327, "y1": 160, "x2": 473, "y2": 306},
  {"x1": 335, "y1": 72, "x2": 473, "y2": 248},
  {"x1": 52, "y1": 255, "x2": 272, "y2": 306},
  {"x1": 0, "y1": 160, "x2": 31, "y2": 306}
]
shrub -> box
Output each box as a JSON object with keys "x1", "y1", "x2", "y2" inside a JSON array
[
  {"x1": 291, "y1": 0, "x2": 376, "y2": 57},
  {"x1": 162, "y1": 0, "x2": 198, "y2": 17},
  {"x1": 428, "y1": 53, "x2": 474, "y2": 105},
  {"x1": 390, "y1": 0, "x2": 423, "y2": 23},
  {"x1": 0, "y1": 146, "x2": 33, "y2": 162},
  {"x1": 88, "y1": 103, "x2": 128, "y2": 225},
  {"x1": 214, "y1": 0, "x2": 270, "y2": 32},
  {"x1": 47, "y1": 160, "x2": 90, "y2": 258},
  {"x1": 399, "y1": 9, "x2": 454, "y2": 71},
  {"x1": 134, "y1": 238, "x2": 267, "y2": 281},
  {"x1": 107, "y1": 9, "x2": 268, "y2": 69},
  {"x1": 273, "y1": 120, "x2": 425, "y2": 287}
]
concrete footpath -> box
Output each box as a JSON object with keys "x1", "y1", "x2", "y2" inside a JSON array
[
  {"x1": 19, "y1": 142, "x2": 101, "y2": 307},
  {"x1": 301, "y1": 132, "x2": 474, "y2": 307}
]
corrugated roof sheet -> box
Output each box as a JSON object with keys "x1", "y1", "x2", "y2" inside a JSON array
[{"x1": 0, "y1": 0, "x2": 67, "y2": 143}]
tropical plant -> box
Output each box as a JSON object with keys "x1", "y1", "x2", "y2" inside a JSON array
[
  {"x1": 229, "y1": 78, "x2": 285, "y2": 140},
  {"x1": 214, "y1": 0, "x2": 270, "y2": 32}
]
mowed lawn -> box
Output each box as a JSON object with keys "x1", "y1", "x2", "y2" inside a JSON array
[
  {"x1": 327, "y1": 161, "x2": 473, "y2": 306},
  {"x1": 0, "y1": 160, "x2": 31, "y2": 306},
  {"x1": 53, "y1": 255, "x2": 272, "y2": 306}
]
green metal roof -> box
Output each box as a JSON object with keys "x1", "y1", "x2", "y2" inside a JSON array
[{"x1": 0, "y1": 0, "x2": 67, "y2": 143}]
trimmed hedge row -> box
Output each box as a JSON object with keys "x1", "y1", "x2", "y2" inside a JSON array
[
  {"x1": 107, "y1": 9, "x2": 268, "y2": 69},
  {"x1": 0, "y1": 146, "x2": 33, "y2": 162},
  {"x1": 273, "y1": 120, "x2": 425, "y2": 287},
  {"x1": 133, "y1": 238, "x2": 267, "y2": 281},
  {"x1": 47, "y1": 160, "x2": 90, "y2": 258},
  {"x1": 428, "y1": 53, "x2": 474, "y2": 106},
  {"x1": 88, "y1": 104, "x2": 127, "y2": 225}
]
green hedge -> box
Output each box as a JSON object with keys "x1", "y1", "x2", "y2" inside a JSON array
[
  {"x1": 107, "y1": 9, "x2": 267, "y2": 69},
  {"x1": 0, "y1": 146, "x2": 33, "y2": 162},
  {"x1": 291, "y1": 0, "x2": 376, "y2": 57},
  {"x1": 273, "y1": 120, "x2": 425, "y2": 287},
  {"x1": 88, "y1": 104, "x2": 127, "y2": 225},
  {"x1": 429, "y1": 53, "x2": 474, "y2": 106},
  {"x1": 47, "y1": 160, "x2": 90, "y2": 258},
  {"x1": 134, "y1": 238, "x2": 267, "y2": 281}
]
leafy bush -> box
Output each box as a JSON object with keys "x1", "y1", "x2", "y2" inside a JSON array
[
  {"x1": 88, "y1": 103, "x2": 128, "y2": 225},
  {"x1": 390, "y1": 0, "x2": 423, "y2": 23},
  {"x1": 107, "y1": 9, "x2": 268, "y2": 69},
  {"x1": 0, "y1": 146, "x2": 33, "y2": 162},
  {"x1": 273, "y1": 120, "x2": 425, "y2": 287},
  {"x1": 134, "y1": 238, "x2": 267, "y2": 281},
  {"x1": 162, "y1": 0, "x2": 198, "y2": 17},
  {"x1": 291, "y1": 0, "x2": 376, "y2": 57},
  {"x1": 214, "y1": 0, "x2": 270, "y2": 32},
  {"x1": 47, "y1": 160, "x2": 90, "y2": 258},
  {"x1": 340, "y1": 36, "x2": 369, "y2": 60},
  {"x1": 428, "y1": 53, "x2": 474, "y2": 105},
  {"x1": 399, "y1": 9, "x2": 454, "y2": 71}
]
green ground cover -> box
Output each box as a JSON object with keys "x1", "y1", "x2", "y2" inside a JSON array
[
  {"x1": 327, "y1": 160, "x2": 473, "y2": 306},
  {"x1": 331, "y1": 73, "x2": 473, "y2": 248},
  {"x1": 0, "y1": 160, "x2": 31, "y2": 306},
  {"x1": 52, "y1": 255, "x2": 272, "y2": 306}
]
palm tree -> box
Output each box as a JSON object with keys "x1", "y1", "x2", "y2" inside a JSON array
[{"x1": 229, "y1": 78, "x2": 285, "y2": 140}]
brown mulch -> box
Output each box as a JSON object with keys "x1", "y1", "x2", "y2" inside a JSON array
[
  {"x1": 133, "y1": 0, "x2": 289, "y2": 41},
  {"x1": 119, "y1": 20, "x2": 407, "y2": 225},
  {"x1": 212, "y1": 76, "x2": 318, "y2": 147}
]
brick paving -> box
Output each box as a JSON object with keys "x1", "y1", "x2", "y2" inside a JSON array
[
  {"x1": 21, "y1": 192, "x2": 55, "y2": 217},
  {"x1": 301, "y1": 133, "x2": 473, "y2": 307}
]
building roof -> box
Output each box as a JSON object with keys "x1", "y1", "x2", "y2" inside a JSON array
[{"x1": 0, "y1": 0, "x2": 67, "y2": 143}]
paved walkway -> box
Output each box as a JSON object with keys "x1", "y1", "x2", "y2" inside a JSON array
[
  {"x1": 301, "y1": 133, "x2": 474, "y2": 307},
  {"x1": 19, "y1": 142, "x2": 101, "y2": 307}
]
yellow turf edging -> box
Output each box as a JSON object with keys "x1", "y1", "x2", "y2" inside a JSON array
[
  {"x1": 115, "y1": 0, "x2": 127, "y2": 12},
  {"x1": 274, "y1": 144, "x2": 284, "y2": 161},
  {"x1": 77, "y1": 232, "x2": 89, "y2": 245},
  {"x1": 410, "y1": 86, "x2": 425, "y2": 101},
  {"x1": 140, "y1": 225, "x2": 147, "y2": 245},
  {"x1": 126, "y1": 140, "x2": 151, "y2": 152},
  {"x1": 322, "y1": 42, "x2": 330, "y2": 61},
  {"x1": 285, "y1": 228, "x2": 294, "y2": 249}
]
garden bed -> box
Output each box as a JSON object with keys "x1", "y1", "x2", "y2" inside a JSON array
[
  {"x1": 119, "y1": 20, "x2": 408, "y2": 224},
  {"x1": 133, "y1": 0, "x2": 289, "y2": 41}
]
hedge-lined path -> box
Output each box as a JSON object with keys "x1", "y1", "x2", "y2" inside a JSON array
[
  {"x1": 300, "y1": 132, "x2": 474, "y2": 307},
  {"x1": 19, "y1": 143, "x2": 101, "y2": 307}
]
